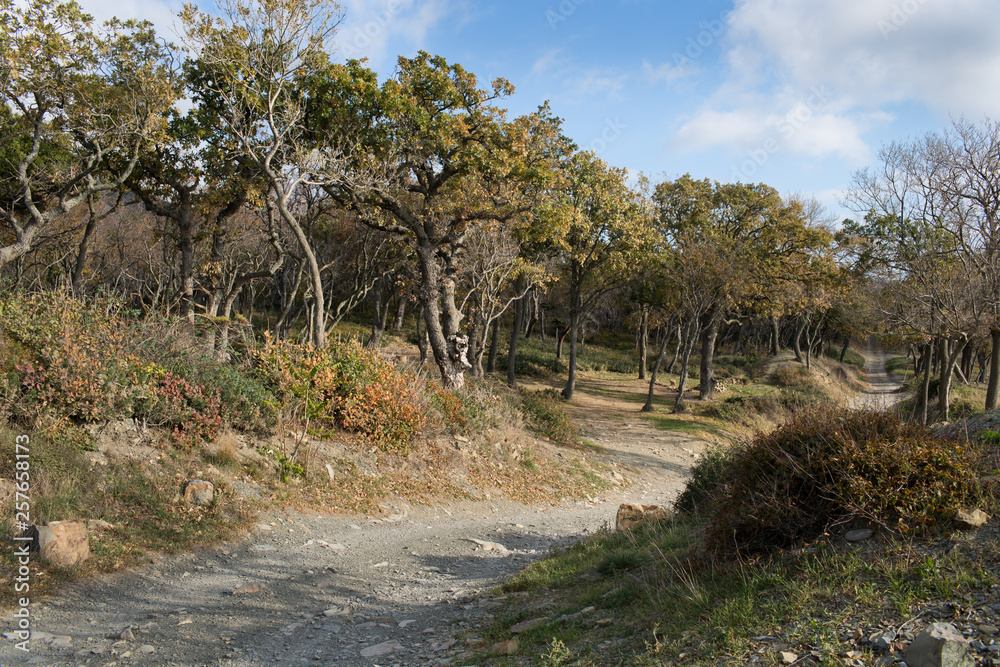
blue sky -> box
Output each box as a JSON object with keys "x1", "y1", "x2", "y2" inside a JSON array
[{"x1": 79, "y1": 0, "x2": 1000, "y2": 222}]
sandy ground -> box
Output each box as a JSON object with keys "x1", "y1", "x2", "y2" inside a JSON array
[{"x1": 1, "y1": 375, "x2": 709, "y2": 667}]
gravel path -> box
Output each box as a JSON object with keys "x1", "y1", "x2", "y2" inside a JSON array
[
  {"x1": 854, "y1": 342, "x2": 905, "y2": 410},
  {"x1": 1, "y1": 380, "x2": 707, "y2": 667}
]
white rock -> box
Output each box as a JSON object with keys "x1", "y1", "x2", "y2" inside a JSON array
[{"x1": 359, "y1": 640, "x2": 403, "y2": 657}]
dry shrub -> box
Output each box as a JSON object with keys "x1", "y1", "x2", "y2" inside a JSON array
[
  {"x1": 251, "y1": 336, "x2": 426, "y2": 453},
  {"x1": 702, "y1": 408, "x2": 979, "y2": 556}
]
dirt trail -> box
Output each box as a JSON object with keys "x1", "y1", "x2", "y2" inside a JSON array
[
  {"x1": 2, "y1": 376, "x2": 709, "y2": 667},
  {"x1": 854, "y1": 342, "x2": 906, "y2": 410}
]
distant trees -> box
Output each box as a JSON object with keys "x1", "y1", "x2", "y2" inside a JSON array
[{"x1": 0, "y1": 0, "x2": 177, "y2": 268}]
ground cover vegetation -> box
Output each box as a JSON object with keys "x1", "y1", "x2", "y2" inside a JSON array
[{"x1": 4, "y1": 0, "x2": 1000, "y2": 661}]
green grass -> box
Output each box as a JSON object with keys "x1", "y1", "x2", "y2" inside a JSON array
[{"x1": 475, "y1": 517, "x2": 996, "y2": 666}]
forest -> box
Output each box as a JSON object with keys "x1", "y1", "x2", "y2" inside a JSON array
[{"x1": 3, "y1": 0, "x2": 1000, "y2": 428}]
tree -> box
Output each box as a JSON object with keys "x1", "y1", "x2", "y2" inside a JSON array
[
  {"x1": 325, "y1": 56, "x2": 561, "y2": 388},
  {"x1": 545, "y1": 152, "x2": 648, "y2": 400},
  {"x1": 0, "y1": 0, "x2": 177, "y2": 268},
  {"x1": 181, "y1": 0, "x2": 372, "y2": 349}
]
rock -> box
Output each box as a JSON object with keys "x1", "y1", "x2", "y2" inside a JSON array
[
  {"x1": 87, "y1": 519, "x2": 115, "y2": 531},
  {"x1": 325, "y1": 463, "x2": 336, "y2": 482},
  {"x1": 615, "y1": 503, "x2": 672, "y2": 532},
  {"x1": 118, "y1": 627, "x2": 135, "y2": 641},
  {"x1": 491, "y1": 638, "x2": 519, "y2": 655},
  {"x1": 184, "y1": 479, "x2": 214, "y2": 505},
  {"x1": 845, "y1": 529, "x2": 874, "y2": 542},
  {"x1": 232, "y1": 583, "x2": 269, "y2": 596},
  {"x1": 780, "y1": 651, "x2": 798, "y2": 664},
  {"x1": 871, "y1": 629, "x2": 896, "y2": 650},
  {"x1": 955, "y1": 508, "x2": 989, "y2": 529},
  {"x1": 454, "y1": 435, "x2": 470, "y2": 443},
  {"x1": 509, "y1": 617, "x2": 548, "y2": 634},
  {"x1": 139, "y1": 645, "x2": 155, "y2": 654},
  {"x1": 464, "y1": 538, "x2": 510, "y2": 553},
  {"x1": 359, "y1": 640, "x2": 403, "y2": 657},
  {"x1": 905, "y1": 623, "x2": 974, "y2": 667},
  {"x1": 35, "y1": 520, "x2": 89, "y2": 566},
  {"x1": 979, "y1": 624, "x2": 998, "y2": 635}
]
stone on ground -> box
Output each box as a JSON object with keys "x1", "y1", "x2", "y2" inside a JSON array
[
  {"x1": 35, "y1": 519, "x2": 89, "y2": 566},
  {"x1": 615, "y1": 503, "x2": 671, "y2": 532},
  {"x1": 905, "y1": 623, "x2": 974, "y2": 667}
]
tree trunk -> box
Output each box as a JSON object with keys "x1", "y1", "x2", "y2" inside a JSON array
[
  {"x1": 365, "y1": 279, "x2": 386, "y2": 349},
  {"x1": 562, "y1": 287, "x2": 581, "y2": 400},
  {"x1": 71, "y1": 201, "x2": 100, "y2": 300},
  {"x1": 792, "y1": 317, "x2": 807, "y2": 364},
  {"x1": 506, "y1": 278, "x2": 527, "y2": 387},
  {"x1": 938, "y1": 336, "x2": 967, "y2": 422},
  {"x1": 666, "y1": 322, "x2": 682, "y2": 374},
  {"x1": 839, "y1": 336, "x2": 851, "y2": 364},
  {"x1": 699, "y1": 308, "x2": 720, "y2": 400},
  {"x1": 987, "y1": 328, "x2": 1000, "y2": 410},
  {"x1": 416, "y1": 305, "x2": 428, "y2": 364},
  {"x1": 487, "y1": 318, "x2": 500, "y2": 373},
  {"x1": 638, "y1": 304, "x2": 649, "y2": 381},
  {"x1": 674, "y1": 319, "x2": 700, "y2": 414},
  {"x1": 642, "y1": 324, "x2": 672, "y2": 412},
  {"x1": 769, "y1": 314, "x2": 781, "y2": 355},
  {"x1": 393, "y1": 297, "x2": 406, "y2": 330},
  {"x1": 417, "y1": 245, "x2": 469, "y2": 389},
  {"x1": 556, "y1": 326, "x2": 569, "y2": 360},
  {"x1": 919, "y1": 340, "x2": 933, "y2": 426}
]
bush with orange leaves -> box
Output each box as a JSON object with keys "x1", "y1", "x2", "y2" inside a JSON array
[{"x1": 251, "y1": 336, "x2": 427, "y2": 453}]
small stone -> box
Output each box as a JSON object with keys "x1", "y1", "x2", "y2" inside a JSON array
[
  {"x1": 956, "y1": 509, "x2": 989, "y2": 529},
  {"x1": 118, "y1": 628, "x2": 135, "y2": 641},
  {"x1": 872, "y1": 630, "x2": 897, "y2": 650},
  {"x1": 615, "y1": 503, "x2": 672, "y2": 532},
  {"x1": 491, "y1": 638, "x2": 519, "y2": 655},
  {"x1": 780, "y1": 651, "x2": 798, "y2": 664},
  {"x1": 980, "y1": 625, "x2": 999, "y2": 635},
  {"x1": 509, "y1": 617, "x2": 547, "y2": 634},
  {"x1": 51, "y1": 635, "x2": 73, "y2": 648},
  {"x1": 454, "y1": 435, "x2": 470, "y2": 443},
  {"x1": 184, "y1": 480, "x2": 214, "y2": 505},
  {"x1": 845, "y1": 529, "x2": 874, "y2": 542},
  {"x1": 398, "y1": 620, "x2": 416, "y2": 628},
  {"x1": 233, "y1": 583, "x2": 269, "y2": 596},
  {"x1": 139, "y1": 645, "x2": 155, "y2": 654},
  {"x1": 359, "y1": 640, "x2": 403, "y2": 657},
  {"x1": 87, "y1": 519, "x2": 115, "y2": 531},
  {"x1": 905, "y1": 622, "x2": 974, "y2": 667}
]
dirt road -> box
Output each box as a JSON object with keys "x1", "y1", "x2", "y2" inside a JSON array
[
  {"x1": 1, "y1": 377, "x2": 708, "y2": 667},
  {"x1": 854, "y1": 342, "x2": 906, "y2": 410}
]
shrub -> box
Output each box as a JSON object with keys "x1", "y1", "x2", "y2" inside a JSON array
[
  {"x1": 251, "y1": 336, "x2": 426, "y2": 453},
  {"x1": 519, "y1": 389, "x2": 578, "y2": 444},
  {"x1": 1, "y1": 292, "x2": 140, "y2": 422},
  {"x1": 674, "y1": 446, "x2": 736, "y2": 516},
  {"x1": 703, "y1": 408, "x2": 979, "y2": 556}
]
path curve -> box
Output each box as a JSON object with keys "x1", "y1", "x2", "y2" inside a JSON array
[{"x1": 2, "y1": 377, "x2": 708, "y2": 667}]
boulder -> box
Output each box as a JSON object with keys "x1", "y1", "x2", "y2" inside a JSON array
[
  {"x1": 955, "y1": 508, "x2": 989, "y2": 529},
  {"x1": 184, "y1": 479, "x2": 214, "y2": 506},
  {"x1": 905, "y1": 623, "x2": 974, "y2": 667},
  {"x1": 615, "y1": 503, "x2": 672, "y2": 532},
  {"x1": 35, "y1": 520, "x2": 89, "y2": 567}
]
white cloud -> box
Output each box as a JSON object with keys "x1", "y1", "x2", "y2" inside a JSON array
[
  {"x1": 726, "y1": 0, "x2": 1000, "y2": 116},
  {"x1": 76, "y1": 0, "x2": 182, "y2": 40},
  {"x1": 338, "y1": 0, "x2": 450, "y2": 71}
]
